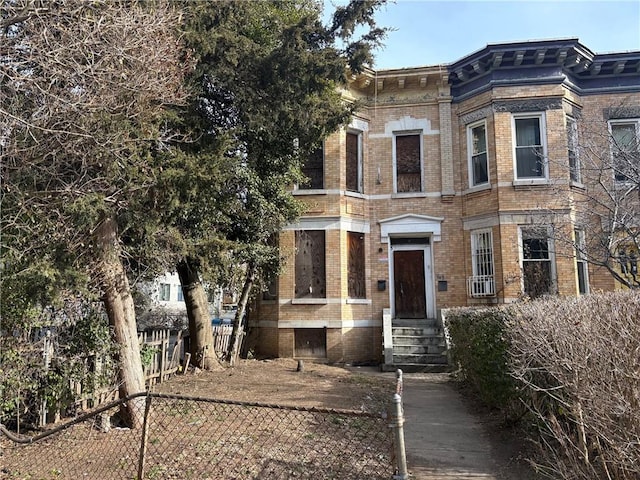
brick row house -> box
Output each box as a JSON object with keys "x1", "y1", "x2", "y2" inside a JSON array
[{"x1": 249, "y1": 39, "x2": 640, "y2": 369}]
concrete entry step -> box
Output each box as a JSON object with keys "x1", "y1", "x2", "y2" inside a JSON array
[
  {"x1": 393, "y1": 344, "x2": 447, "y2": 355},
  {"x1": 394, "y1": 353, "x2": 449, "y2": 364},
  {"x1": 393, "y1": 318, "x2": 439, "y2": 327}
]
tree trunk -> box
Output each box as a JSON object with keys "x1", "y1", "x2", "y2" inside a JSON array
[
  {"x1": 176, "y1": 258, "x2": 220, "y2": 370},
  {"x1": 226, "y1": 262, "x2": 256, "y2": 366},
  {"x1": 94, "y1": 217, "x2": 145, "y2": 428}
]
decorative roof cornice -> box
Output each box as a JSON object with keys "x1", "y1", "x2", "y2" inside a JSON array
[
  {"x1": 349, "y1": 39, "x2": 640, "y2": 103},
  {"x1": 446, "y1": 39, "x2": 640, "y2": 100}
]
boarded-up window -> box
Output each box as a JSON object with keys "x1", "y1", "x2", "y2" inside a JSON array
[
  {"x1": 294, "y1": 328, "x2": 326, "y2": 358},
  {"x1": 346, "y1": 132, "x2": 361, "y2": 192},
  {"x1": 395, "y1": 134, "x2": 422, "y2": 192},
  {"x1": 295, "y1": 230, "x2": 326, "y2": 298},
  {"x1": 348, "y1": 232, "x2": 366, "y2": 298},
  {"x1": 300, "y1": 145, "x2": 324, "y2": 189}
]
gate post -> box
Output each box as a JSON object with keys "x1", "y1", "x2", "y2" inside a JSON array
[{"x1": 390, "y1": 370, "x2": 409, "y2": 480}]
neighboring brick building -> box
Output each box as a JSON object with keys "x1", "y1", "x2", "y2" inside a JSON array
[{"x1": 249, "y1": 39, "x2": 640, "y2": 367}]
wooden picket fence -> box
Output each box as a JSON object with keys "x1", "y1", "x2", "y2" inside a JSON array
[{"x1": 40, "y1": 326, "x2": 238, "y2": 426}]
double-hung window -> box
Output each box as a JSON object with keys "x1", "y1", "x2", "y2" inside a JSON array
[
  {"x1": 468, "y1": 121, "x2": 489, "y2": 187},
  {"x1": 520, "y1": 226, "x2": 555, "y2": 298},
  {"x1": 513, "y1": 114, "x2": 547, "y2": 179},
  {"x1": 574, "y1": 229, "x2": 589, "y2": 295},
  {"x1": 468, "y1": 229, "x2": 495, "y2": 297},
  {"x1": 394, "y1": 132, "x2": 422, "y2": 193},
  {"x1": 609, "y1": 119, "x2": 639, "y2": 183},
  {"x1": 346, "y1": 131, "x2": 363, "y2": 193},
  {"x1": 159, "y1": 283, "x2": 171, "y2": 302},
  {"x1": 567, "y1": 116, "x2": 581, "y2": 183},
  {"x1": 294, "y1": 230, "x2": 326, "y2": 299},
  {"x1": 300, "y1": 144, "x2": 324, "y2": 189}
]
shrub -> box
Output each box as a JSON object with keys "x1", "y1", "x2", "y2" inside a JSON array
[
  {"x1": 446, "y1": 307, "x2": 517, "y2": 411},
  {"x1": 509, "y1": 291, "x2": 640, "y2": 480}
]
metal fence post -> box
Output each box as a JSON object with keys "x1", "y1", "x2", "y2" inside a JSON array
[
  {"x1": 137, "y1": 395, "x2": 153, "y2": 480},
  {"x1": 390, "y1": 370, "x2": 409, "y2": 480}
]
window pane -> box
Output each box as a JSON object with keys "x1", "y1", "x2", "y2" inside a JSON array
[
  {"x1": 611, "y1": 123, "x2": 637, "y2": 182},
  {"x1": 567, "y1": 117, "x2": 580, "y2": 182},
  {"x1": 300, "y1": 145, "x2": 324, "y2": 189},
  {"x1": 396, "y1": 134, "x2": 421, "y2": 192},
  {"x1": 523, "y1": 262, "x2": 552, "y2": 298},
  {"x1": 515, "y1": 118, "x2": 541, "y2": 146},
  {"x1": 295, "y1": 230, "x2": 326, "y2": 298},
  {"x1": 523, "y1": 237, "x2": 549, "y2": 260},
  {"x1": 521, "y1": 227, "x2": 553, "y2": 298},
  {"x1": 516, "y1": 146, "x2": 544, "y2": 178},
  {"x1": 470, "y1": 124, "x2": 488, "y2": 186},
  {"x1": 612, "y1": 123, "x2": 635, "y2": 148},
  {"x1": 473, "y1": 152, "x2": 488, "y2": 185},
  {"x1": 348, "y1": 232, "x2": 366, "y2": 298},
  {"x1": 346, "y1": 132, "x2": 360, "y2": 192},
  {"x1": 160, "y1": 283, "x2": 170, "y2": 301},
  {"x1": 577, "y1": 262, "x2": 588, "y2": 294}
]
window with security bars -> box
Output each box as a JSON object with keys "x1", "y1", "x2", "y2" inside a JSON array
[
  {"x1": 346, "y1": 132, "x2": 362, "y2": 192},
  {"x1": 521, "y1": 226, "x2": 555, "y2": 298},
  {"x1": 300, "y1": 144, "x2": 324, "y2": 189},
  {"x1": 347, "y1": 232, "x2": 366, "y2": 298},
  {"x1": 468, "y1": 229, "x2": 495, "y2": 297},
  {"x1": 394, "y1": 133, "x2": 422, "y2": 193},
  {"x1": 610, "y1": 120, "x2": 639, "y2": 183},
  {"x1": 295, "y1": 230, "x2": 326, "y2": 298},
  {"x1": 574, "y1": 229, "x2": 589, "y2": 294}
]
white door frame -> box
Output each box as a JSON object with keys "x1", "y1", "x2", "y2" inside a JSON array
[{"x1": 388, "y1": 240, "x2": 436, "y2": 319}]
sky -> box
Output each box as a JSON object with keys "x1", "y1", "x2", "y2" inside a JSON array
[{"x1": 326, "y1": 0, "x2": 640, "y2": 70}]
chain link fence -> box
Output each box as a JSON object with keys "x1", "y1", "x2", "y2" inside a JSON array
[{"x1": 1, "y1": 389, "x2": 403, "y2": 479}]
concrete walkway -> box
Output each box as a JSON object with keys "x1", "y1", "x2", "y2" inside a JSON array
[{"x1": 398, "y1": 373, "x2": 534, "y2": 480}]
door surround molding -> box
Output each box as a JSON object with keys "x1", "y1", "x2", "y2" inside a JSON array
[{"x1": 378, "y1": 214, "x2": 444, "y2": 243}]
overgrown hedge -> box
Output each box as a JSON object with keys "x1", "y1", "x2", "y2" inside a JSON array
[
  {"x1": 445, "y1": 307, "x2": 517, "y2": 410},
  {"x1": 446, "y1": 291, "x2": 640, "y2": 480}
]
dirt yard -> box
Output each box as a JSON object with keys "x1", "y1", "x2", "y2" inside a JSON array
[
  {"x1": 2, "y1": 359, "x2": 537, "y2": 479},
  {"x1": 154, "y1": 358, "x2": 396, "y2": 412}
]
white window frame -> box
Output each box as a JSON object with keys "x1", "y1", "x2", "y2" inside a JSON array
[
  {"x1": 392, "y1": 130, "x2": 424, "y2": 194},
  {"x1": 518, "y1": 225, "x2": 556, "y2": 297},
  {"x1": 159, "y1": 283, "x2": 171, "y2": 302},
  {"x1": 567, "y1": 116, "x2": 582, "y2": 184},
  {"x1": 467, "y1": 120, "x2": 489, "y2": 188},
  {"x1": 512, "y1": 113, "x2": 548, "y2": 182},
  {"x1": 346, "y1": 129, "x2": 363, "y2": 193},
  {"x1": 468, "y1": 229, "x2": 495, "y2": 297},
  {"x1": 608, "y1": 119, "x2": 640, "y2": 184},
  {"x1": 574, "y1": 229, "x2": 589, "y2": 295}
]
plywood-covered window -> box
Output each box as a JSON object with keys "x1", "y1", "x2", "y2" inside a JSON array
[
  {"x1": 295, "y1": 230, "x2": 326, "y2": 298},
  {"x1": 347, "y1": 232, "x2": 366, "y2": 298},
  {"x1": 346, "y1": 132, "x2": 362, "y2": 192},
  {"x1": 395, "y1": 133, "x2": 422, "y2": 193},
  {"x1": 300, "y1": 144, "x2": 324, "y2": 189},
  {"x1": 294, "y1": 328, "x2": 326, "y2": 358}
]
